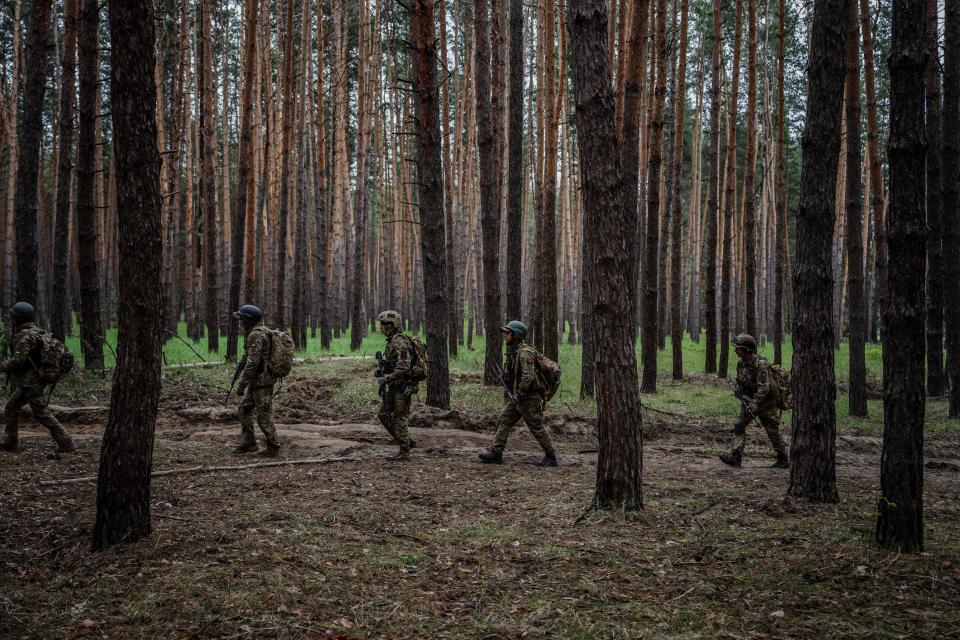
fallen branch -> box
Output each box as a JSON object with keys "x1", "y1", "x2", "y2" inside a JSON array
[
  {"x1": 38, "y1": 454, "x2": 370, "y2": 486},
  {"x1": 642, "y1": 405, "x2": 687, "y2": 419}
]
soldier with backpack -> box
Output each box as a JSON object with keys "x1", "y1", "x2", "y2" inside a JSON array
[
  {"x1": 375, "y1": 310, "x2": 425, "y2": 460},
  {"x1": 1, "y1": 302, "x2": 76, "y2": 453},
  {"x1": 478, "y1": 320, "x2": 559, "y2": 467},
  {"x1": 719, "y1": 333, "x2": 789, "y2": 469},
  {"x1": 231, "y1": 304, "x2": 290, "y2": 457}
]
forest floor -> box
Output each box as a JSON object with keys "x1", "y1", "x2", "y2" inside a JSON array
[{"x1": 1, "y1": 357, "x2": 959, "y2": 639}]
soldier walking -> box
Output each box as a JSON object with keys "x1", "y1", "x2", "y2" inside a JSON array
[
  {"x1": 1, "y1": 302, "x2": 75, "y2": 453},
  {"x1": 231, "y1": 305, "x2": 280, "y2": 456},
  {"x1": 375, "y1": 310, "x2": 417, "y2": 460},
  {"x1": 478, "y1": 321, "x2": 558, "y2": 467},
  {"x1": 719, "y1": 333, "x2": 789, "y2": 469}
]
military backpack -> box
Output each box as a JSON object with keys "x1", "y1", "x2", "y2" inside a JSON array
[
  {"x1": 402, "y1": 335, "x2": 429, "y2": 382},
  {"x1": 29, "y1": 332, "x2": 75, "y2": 385},
  {"x1": 769, "y1": 363, "x2": 792, "y2": 410},
  {"x1": 264, "y1": 328, "x2": 295, "y2": 378},
  {"x1": 532, "y1": 350, "x2": 562, "y2": 402}
]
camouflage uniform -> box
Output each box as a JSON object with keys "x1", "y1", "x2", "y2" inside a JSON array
[
  {"x1": 236, "y1": 324, "x2": 279, "y2": 452},
  {"x1": 377, "y1": 327, "x2": 418, "y2": 454},
  {"x1": 491, "y1": 342, "x2": 556, "y2": 457},
  {"x1": 731, "y1": 355, "x2": 787, "y2": 457},
  {"x1": 1, "y1": 323, "x2": 74, "y2": 452}
]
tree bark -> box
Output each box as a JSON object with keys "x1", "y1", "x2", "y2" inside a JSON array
[
  {"x1": 876, "y1": 0, "x2": 927, "y2": 552},
  {"x1": 411, "y1": 0, "x2": 451, "y2": 408},
  {"x1": 669, "y1": 0, "x2": 689, "y2": 380},
  {"x1": 76, "y1": 0, "x2": 104, "y2": 369},
  {"x1": 475, "y1": 0, "x2": 503, "y2": 385},
  {"x1": 845, "y1": 1, "x2": 868, "y2": 418},
  {"x1": 93, "y1": 0, "x2": 164, "y2": 549},
  {"x1": 199, "y1": 0, "x2": 218, "y2": 352},
  {"x1": 773, "y1": 0, "x2": 787, "y2": 365},
  {"x1": 788, "y1": 0, "x2": 848, "y2": 504},
  {"x1": 704, "y1": 0, "x2": 722, "y2": 374},
  {"x1": 505, "y1": 0, "x2": 524, "y2": 321},
  {"x1": 742, "y1": 0, "x2": 758, "y2": 337},
  {"x1": 640, "y1": 0, "x2": 667, "y2": 393},
  {"x1": 275, "y1": 0, "x2": 295, "y2": 330},
  {"x1": 924, "y1": 0, "x2": 945, "y2": 397},
  {"x1": 567, "y1": 0, "x2": 644, "y2": 509},
  {"x1": 945, "y1": 0, "x2": 960, "y2": 417},
  {"x1": 51, "y1": 0, "x2": 79, "y2": 341},
  {"x1": 13, "y1": 0, "x2": 53, "y2": 306}
]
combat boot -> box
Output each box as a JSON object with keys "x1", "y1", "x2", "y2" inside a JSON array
[
  {"x1": 478, "y1": 449, "x2": 503, "y2": 464},
  {"x1": 56, "y1": 438, "x2": 76, "y2": 453},
  {"x1": 771, "y1": 453, "x2": 789, "y2": 469},
  {"x1": 0, "y1": 437, "x2": 19, "y2": 453},
  {"x1": 535, "y1": 454, "x2": 558, "y2": 467},
  {"x1": 719, "y1": 449, "x2": 742, "y2": 468},
  {"x1": 232, "y1": 441, "x2": 258, "y2": 454},
  {"x1": 256, "y1": 445, "x2": 280, "y2": 457},
  {"x1": 390, "y1": 449, "x2": 411, "y2": 461}
]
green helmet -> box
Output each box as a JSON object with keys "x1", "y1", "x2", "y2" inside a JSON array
[
  {"x1": 377, "y1": 310, "x2": 402, "y2": 327},
  {"x1": 501, "y1": 320, "x2": 528, "y2": 340},
  {"x1": 10, "y1": 302, "x2": 35, "y2": 325},
  {"x1": 732, "y1": 333, "x2": 757, "y2": 353}
]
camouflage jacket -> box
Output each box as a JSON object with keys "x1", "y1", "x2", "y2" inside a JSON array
[
  {"x1": 506, "y1": 342, "x2": 543, "y2": 400},
  {"x1": 2, "y1": 323, "x2": 45, "y2": 388},
  {"x1": 735, "y1": 355, "x2": 779, "y2": 411},
  {"x1": 382, "y1": 329, "x2": 417, "y2": 390},
  {"x1": 238, "y1": 324, "x2": 276, "y2": 391}
]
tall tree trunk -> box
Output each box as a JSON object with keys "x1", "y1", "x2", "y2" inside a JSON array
[
  {"x1": 51, "y1": 0, "x2": 79, "y2": 341},
  {"x1": 228, "y1": 0, "x2": 257, "y2": 360},
  {"x1": 925, "y1": 0, "x2": 945, "y2": 397},
  {"x1": 846, "y1": 1, "x2": 868, "y2": 418},
  {"x1": 475, "y1": 0, "x2": 503, "y2": 385},
  {"x1": 788, "y1": 0, "x2": 849, "y2": 504},
  {"x1": 13, "y1": 0, "x2": 53, "y2": 306},
  {"x1": 92, "y1": 0, "x2": 164, "y2": 549},
  {"x1": 540, "y1": 0, "x2": 559, "y2": 360},
  {"x1": 945, "y1": 0, "x2": 960, "y2": 418},
  {"x1": 275, "y1": 0, "x2": 295, "y2": 330},
  {"x1": 718, "y1": 0, "x2": 743, "y2": 379},
  {"x1": 315, "y1": 0, "x2": 331, "y2": 349},
  {"x1": 876, "y1": 0, "x2": 927, "y2": 552},
  {"x1": 773, "y1": 0, "x2": 787, "y2": 365},
  {"x1": 742, "y1": 0, "x2": 758, "y2": 337},
  {"x1": 640, "y1": 0, "x2": 667, "y2": 393},
  {"x1": 199, "y1": 0, "x2": 218, "y2": 353},
  {"x1": 567, "y1": 0, "x2": 644, "y2": 509},
  {"x1": 293, "y1": 0, "x2": 313, "y2": 350},
  {"x1": 411, "y1": 0, "x2": 451, "y2": 408},
  {"x1": 704, "y1": 0, "x2": 722, "y2": 374},
  {"x1": 76, "y1": 0, "x2": 104, "y2": 369},
  {"x1": 669, "y1": 0, "x2": 689, "y2": 380},
  {"x1": 505, "y1": 0, "x2": 524, "y2": 320}
]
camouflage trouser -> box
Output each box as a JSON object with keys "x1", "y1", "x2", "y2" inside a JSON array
[
  {"x1": 239, "y1": 385, "x2": 279, "y2": 450},
  {"x1": 4, "y1": 386, "x2": 73, "y2": 447},
  {"x1": 492, "y1": 396, "x2": 555, "y2": 456},
  {"x1": 378, "y1": 388, "x2": 412, "y2": 453},
  {"x1": 731, "y1": 409, "x2": 787, "y2": 456}
]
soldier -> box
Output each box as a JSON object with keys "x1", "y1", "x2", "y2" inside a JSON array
[
  {"x1": 719, "y1": 333, "x2": 789, "y2": 469},
  {"x1": 231, "y1": 304, "x2": 280, "y2": 456},
  {"x1": 478, "y1": 320, "x2": 558, "y2": 467},
  {"x1": 1, "y1": 302, "x2": 75, "y2": 453},
  {"x1": 375, "y1": 310, "x2": 417, "y2": 460}
]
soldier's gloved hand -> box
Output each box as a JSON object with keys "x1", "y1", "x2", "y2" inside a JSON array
[{"x1": 747, "y1": 400, "x2": 759, "y2": 415}]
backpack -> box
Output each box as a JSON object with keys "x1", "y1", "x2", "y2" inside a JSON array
[
  {"x1": 769, "y1": 363, "x2": 792, "y2": 410},
  {"x1": 402, "y1": 335, "x2": 429, "y2": 382},
  {"x1": 30, "y1": 332, "x2": 75, "y2": 385},
  {"x1": 531, "y1": 349, "x2": 562, "y2": 402},
  {"x1": 264, "y1": 328, "x2": 295, "y2": 378}
]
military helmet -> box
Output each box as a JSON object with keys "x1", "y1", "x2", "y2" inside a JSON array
[
  {"x1": 9, "y1": 302, "x2": 35, "y2": 325},
  {"x1": 501, "y1": 320, "x2": 528, "y2": 340},
  {"x1": 732, "y1": 333, "x2": 757, "y2": 353},
  {"x1": 232, "y1": 304, "x2": 263, "y2": 324},
  {"x1": 377, "y1": 310, "x2": 402, "y2": 327}
]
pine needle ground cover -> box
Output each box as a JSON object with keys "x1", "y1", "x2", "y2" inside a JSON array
[{"x1": 2, "y1": 333, "x2": 958, "y2": 638}]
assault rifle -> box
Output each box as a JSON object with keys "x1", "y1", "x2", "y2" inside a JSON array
[
  {"x1": 726, "y1": 377, "x2": 762, "y2": 426},
  {"x1": 225, "y1": 355, "x2": 247, "y2": 405},
  {"x1": 375, "y1": 351, "x2": 389, "y2": 397},
  {"x1": 492, "y1": 364, "x2": 520, "y2": 409}
]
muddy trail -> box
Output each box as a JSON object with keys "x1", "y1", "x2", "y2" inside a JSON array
[{"x1": 5, "y1": 373, "x2": 960, "y2": 484}]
